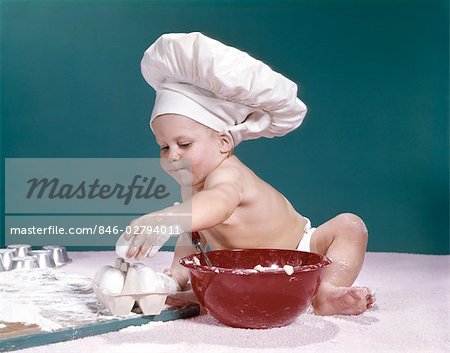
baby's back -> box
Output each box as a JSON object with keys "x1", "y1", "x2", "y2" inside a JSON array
[{"x1": 202, "y1": 156, "x2": 306, "y2": 250}]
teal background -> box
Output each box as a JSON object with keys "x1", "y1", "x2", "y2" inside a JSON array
[{"x1": 1, "y1": 0, "x2": 448, "y2": 254}]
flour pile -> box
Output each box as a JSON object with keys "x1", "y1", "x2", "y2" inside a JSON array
[{"x1": 0, "y1": 269, "x2": 110, "y2": 331}]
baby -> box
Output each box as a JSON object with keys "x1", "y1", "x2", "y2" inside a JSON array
[{"x1": 120, "y1": 33, "x2": 375, "y2": 315}]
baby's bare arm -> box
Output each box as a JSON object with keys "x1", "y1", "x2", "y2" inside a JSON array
[
  {"x1": 191, "y1": 168, "x2": 242, "y2": 231},
  {"x1": 168, "y1": 233, "x2": 198, "y2": 290},
  {"x1": 127, "y1": 165, "x2": 242, "y2": 259},
  {"x1": 169, "y1": 232, "x2": 209, "y2": 290},
  {"x1": 156, "y1": 165, "x2": 243, "y2": 232}
]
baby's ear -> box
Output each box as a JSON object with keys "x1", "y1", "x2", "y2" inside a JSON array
[{"x1": 218, "y1": 132, "x2": 234, "y2": 154}]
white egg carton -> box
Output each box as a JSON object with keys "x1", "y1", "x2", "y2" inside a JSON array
[
  {"x1": 93, "y1": 258, "x2": 169, "y2": 316},
  {"x1": 93, "y1": 284, "x2": 168, "y2": 316}
]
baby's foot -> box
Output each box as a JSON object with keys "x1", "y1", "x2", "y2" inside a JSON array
[{"x1": 313, "y1": 282, "x2": 376, "y2": 316}]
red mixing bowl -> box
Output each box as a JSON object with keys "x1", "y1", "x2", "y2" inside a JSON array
[{"x1": 180, "y1": 249, "x2": 331, "y2": 329}]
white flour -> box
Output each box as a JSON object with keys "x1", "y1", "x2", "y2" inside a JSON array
[{"x1": 0, "y1": 269, "x2": 112, "y2": 331}]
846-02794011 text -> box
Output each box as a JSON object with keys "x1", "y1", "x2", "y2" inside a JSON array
[{"x1": 8, "y1": 225, "x2": 183, "y2": 236}]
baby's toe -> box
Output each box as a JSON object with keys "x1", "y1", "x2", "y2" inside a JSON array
[
  {"x1": 351, "y1": 287, "x2": 369, "y2": 300},
  {"x1": 366, "y1": 291, "x2": 376, "y2": 308}
]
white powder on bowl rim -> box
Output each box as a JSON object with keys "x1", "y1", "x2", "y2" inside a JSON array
[
  {"x1": 283, "y1": 265, "x2": 294, "y2": 275},
  {"x1": 253, "y1": 264, "x2": 295, "y2": 275}
]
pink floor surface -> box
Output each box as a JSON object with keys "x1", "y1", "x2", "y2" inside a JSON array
[{"x1": 7, "y1": 251, "x2": 450, "y2": 353}]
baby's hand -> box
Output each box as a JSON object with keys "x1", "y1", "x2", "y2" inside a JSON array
[
  {"x1": 116, "y1": 212, "x2": 184, "y2": 260},
  {"x1": 115, "y1": 202, "x2": 188, "y2": 260}
]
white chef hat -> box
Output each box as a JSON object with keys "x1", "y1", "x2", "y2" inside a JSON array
[{"x1": 141, "y1": 32, "x2": 307, "y2": 146}]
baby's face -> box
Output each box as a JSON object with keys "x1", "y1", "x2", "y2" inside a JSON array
[{"x1": 152, "y1": 114, "x2": 224, "y2": 187}]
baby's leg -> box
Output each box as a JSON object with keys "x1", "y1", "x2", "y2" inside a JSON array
[{"x1": 309, "y1": 213, "x2": 375, "y2": 315}]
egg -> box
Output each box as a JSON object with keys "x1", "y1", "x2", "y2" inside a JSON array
[
  {"x1": 94, "y1": 265, "x2": 114, "y2": 283},
  {"x1": 136, "y1": 266, "x2": 161, "y2": 292},
  {"x1": 156, "y1": 273, "x2": 178, "y2": 294},
  {"x1": 132, "y1": 262, "x2": 146, "y2": 271},
  {"x1": 115, "y1": 233, "x2": 133, "y2": 259},
  {"x1": 97, "y1": 267, "x2": 126, "y2": 294}
]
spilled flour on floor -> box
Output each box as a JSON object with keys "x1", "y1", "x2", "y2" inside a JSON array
[{"x1": 0, "y1": 269, "x2": 113, "y2": 331}]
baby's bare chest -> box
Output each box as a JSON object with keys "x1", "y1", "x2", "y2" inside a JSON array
[{"x1": 200, "y1": 203, "x2": 303, "y2": 250}]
